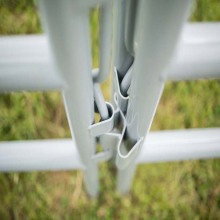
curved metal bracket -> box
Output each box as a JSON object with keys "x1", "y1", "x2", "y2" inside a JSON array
[{"x1": 113, "y1": 67, "x2": 129, "y2": 113}]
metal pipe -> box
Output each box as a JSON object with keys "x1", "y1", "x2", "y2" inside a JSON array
[
  {"x1": 167, "y1": 23, "x2": 220, "y2": 81},
  {"x1": 124, "y1": 0, "x2": 138, "y2": 56},
  {"x1": 113, "y1": 0, "x2": 133, "y2": 77},
  {"x1": 0, "y1": 35, "x2": 64, "y2": 92},
  {"x1": 118, "y1": 0, "x2": 194, "y2": 193},
  {"x1": 0, "y1": 128, "x2": 219, "y2": 171},
  {"x1": 94, "y1": 0, "x2": 112, "y2": 82},
  {"x1": 0, "y1": 139, "x2": 84, "y2": 171},
  {"x1": 136, "y1": 128, "x2": 220, "y2": 164},
  {"x1": 39, "y1": 0, "x2": 98, "y2": 197},
  {"x1": 0, "y1": 23, "x2": 220, "y2": 93},
  {"x1": 126, "y1": 0, "x2": 193, "y2": 141}
]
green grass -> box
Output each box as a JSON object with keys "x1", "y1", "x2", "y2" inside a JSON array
[{"x1": 0, "y1": 0, "x2": 220, "y2": 219}]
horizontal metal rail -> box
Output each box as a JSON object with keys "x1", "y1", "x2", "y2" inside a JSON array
[
  {"x1": 168, "y1": 23, "x2": 220, "y2": 80},
  {"x1": 0, "y1": 128, "x2": 219, "y2": 172},
  {"x1": 0, "y1": 139, "x2": 84, "y2": 171},
  {"x1": 136, "y1": 127, "x2": 220, "y2": 164},
  {"x1": 0, "y1": 23, "x2": 220, "y2": 93},
  {"x1": 0, "y1": 35, "x2": 64, "y2": 92}
]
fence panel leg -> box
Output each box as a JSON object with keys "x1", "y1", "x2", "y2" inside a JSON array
[
  {"x1": 39, "y1": 0, "x2": 98, "y2": 197},
  {"x1": 117, "y1": 0, "x2": 193, "y2": 193}
]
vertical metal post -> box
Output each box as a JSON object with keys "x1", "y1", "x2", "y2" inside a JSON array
[
  {"x1": 39, "y1": 0, "x2": 98, "y2": 197},
  {"x1": 113, "y1": 0, "x2": 133, "y2": 77},
  {"x1": 117, "y1": 0, "x2": 193, "y2": 193},
  {"x1": 95, "y1": 0, "x2": 112, "y2": 83}
]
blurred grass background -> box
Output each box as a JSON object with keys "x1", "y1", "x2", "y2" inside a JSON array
[{"x1": 0, "y1": 0, "x2": 220, "y2": 219}]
